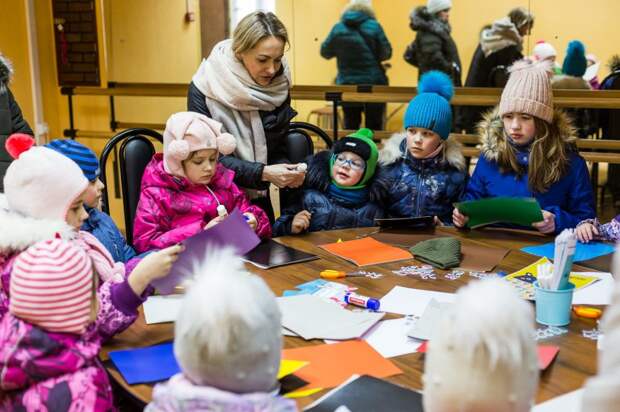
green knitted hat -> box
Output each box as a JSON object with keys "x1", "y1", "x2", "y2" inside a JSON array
[
  {"x1": 330, "y1": 128, "x2": 379, "y2": 189},
  {"x1": 410, "y1": 237, "x2": 462, "y2": 269}
]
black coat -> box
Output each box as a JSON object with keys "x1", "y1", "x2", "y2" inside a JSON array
[
  {"x1": 273, "y1": 150, "x2": 390, "y2": 236},
  {"x1": 187, "y1": 81, "x2": 297, "y2": 190},
  {"x1": 0, "y1": 56, "x2": 33, "y2": 191},
  {"x1": 406, "y1": 6, "x2": 461, "y2": 85},
  {"x1": 458, "y1": 44, "x2": 522, "y2": 132}
]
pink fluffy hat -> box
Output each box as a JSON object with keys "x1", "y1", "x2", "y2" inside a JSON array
[{"x1": 163, "y1": 111, "x2": 236, "y2": 177}]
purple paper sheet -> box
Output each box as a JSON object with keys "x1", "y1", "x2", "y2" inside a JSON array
[{"x1": 151, "y1": 208, "x2": 260, "y2": 294}]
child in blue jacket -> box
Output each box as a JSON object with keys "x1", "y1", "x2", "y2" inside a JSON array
[{"x1": 453, "y1": 60, "x2": 595, "y2": 234}]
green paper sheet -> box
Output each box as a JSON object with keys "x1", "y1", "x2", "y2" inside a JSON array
[{"x1": 455, "y1": 197, "x2": 544, "y2": 229}]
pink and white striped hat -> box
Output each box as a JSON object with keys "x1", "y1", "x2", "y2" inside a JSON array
[{"x1": 10, "y1": 239, "x2": 94, "y2": 334}]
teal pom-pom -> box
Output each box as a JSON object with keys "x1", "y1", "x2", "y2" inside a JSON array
[
  {"x1": 418, "y1": 70, "x2": 454, "y2": 101},
  {"x1": 566, "y1": 40, "x2": 585, "y2": 58},
  {"x1": 562, "y1": 40, "x2": 587, "y2": 76}
]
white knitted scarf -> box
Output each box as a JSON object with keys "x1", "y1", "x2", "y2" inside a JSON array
[{"x1": 191, "y1": 39, "x2": 291, "y2": 165}]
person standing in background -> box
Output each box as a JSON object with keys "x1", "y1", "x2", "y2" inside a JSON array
[
  {"x1": 321, "y1": 0, "x2": 392, "y2": 130},
  {"x1": 404, "y1": 0, "x2": 461, "y2": 86},
  {"x1": 0, "y1": 53, "x2": 32, "y2": 192}
]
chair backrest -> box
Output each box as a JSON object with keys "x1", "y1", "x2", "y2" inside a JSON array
[
  {"x1": 100, "y1": 128, "x2": 163, "y2": 246},
  {"x1": 289, "y1": 121, "x2": 333, "y2": 153}
]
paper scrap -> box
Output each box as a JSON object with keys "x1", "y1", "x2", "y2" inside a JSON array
[
  {"x1": 143, "y1": 295, "x2": 184, "y2": 324},
  {"x1": 379, "y1": 286, "x2": 455, "y2": 315}
]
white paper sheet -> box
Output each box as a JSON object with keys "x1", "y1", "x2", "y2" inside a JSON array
[
  {"x1": 143, "y1": 295, "x2": 184, "y2": 324},
  {"x1": 380, "y1": 286, "x2": 455, "y2": 315},
  {"x1": 532, "y1": 389, "x2": 583, "y2": 412},
  {"x1": 277, "y1": 295, "x2": 384, "y2": 340},
  {"x1": 572, "y1": 272, "x2": 615, "y2": 305}
]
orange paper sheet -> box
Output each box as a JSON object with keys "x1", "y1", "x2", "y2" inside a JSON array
[
  {"x1": 319, "y1": 237, "x2": 412, "y2": 266},
  {"x1": 282, "y1": 340, "x2": 402, "y2": 390}
]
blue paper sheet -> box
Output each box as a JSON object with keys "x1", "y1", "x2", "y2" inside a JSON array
[
  {"x1": 521, "y1": 241, "x2": 615, "y2": 262},
  {"x1": 109, "y1": 342, "x2": 179, "y2": 384}
]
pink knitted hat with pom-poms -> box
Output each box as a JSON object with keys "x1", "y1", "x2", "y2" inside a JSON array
[
  {"x1": 498, "y1": 59, "x2": 554, "y2": 123},
  {"x1": 163, "y1": 112, "x2": 236, "y2": 177}
]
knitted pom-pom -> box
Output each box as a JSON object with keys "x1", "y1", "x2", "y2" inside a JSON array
[
  {"x1": 5, "y1": 133, "x2": 35, "y2": 159},
  {"x1": 418, "y1": 70, "x2": 454, "y2": 101},
  {"x1": 508, "y1": 59, "x2": 534, "y2": 73},
  {"x1": 566, "y1": 40, "x2": 586, "y2": 58},
  {"x1": 167, "y1": 139, "x2": 190, "y2": 160},
  {"x1": 217, "y1": 133, "x2": 237, "y2": 155}
]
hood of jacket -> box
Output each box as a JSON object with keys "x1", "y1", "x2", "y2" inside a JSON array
[
  {"x1": 410, "y1": 6, "x2": 451, "y2": 36},
  {"x1": 480, "y1": 17, "x2": 522, "y2": 57},
  {"x1": 342, "y1": 9, "x2": 373, "y2": 27},
  {"x1": 147, "y1": 374, "x2": 297, "y2": 412},
  {"x1": 0, "y1": 194, "x2": 75, "y2": 255},
  {"x1": 0, "y1": 314, "x2": 101, "y2": 392},
  {"x1": 378, "y1": 132, "x2": 466, "y2": 172},
  {"x1": 478, "y1": 107, "x2": 577, "y2": 161},
  {"x1": 0, "y1": 53, "x2": 12, "y2": 93},
  {"x1": 551, "y1": 74, "x2": 591, "y2": 90},
  {"x1": 304, "y1": 150, "x2": 390, "y2": 203},
  {"x1": 141, "y1": 153, "x2": 235, "y2": 194}
]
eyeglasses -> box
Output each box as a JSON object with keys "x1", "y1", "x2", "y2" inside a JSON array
[{"x1": 334, "y1": 154, "x2": 365, "y2": 171}]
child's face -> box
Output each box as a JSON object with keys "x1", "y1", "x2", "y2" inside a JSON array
[
  {"x1": 182, "y1": 149, "x2": 218, "y2": 185},
  {"x1": 407, "y1": 127, "x2": 442, "y2": 159},
  {"x1": 502, "y1": 112, "x2": 536, "y2": 146},
  {"x1": 83, "y1": 178, "x2": 105, "y2": 209},
  {"x1": 66, "y1": 191, "x2": 89, "y2": 230},
  {"x1": 332, "y1": 151, "x2": 365, "y2": 187}
]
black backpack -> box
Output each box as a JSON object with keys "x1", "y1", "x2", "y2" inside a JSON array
[{"x1": 404, "y1": 38, "x2": 419, "y2": 67}]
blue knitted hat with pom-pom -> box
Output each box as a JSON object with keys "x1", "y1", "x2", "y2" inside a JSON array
[
  {"x1": 562, "y1": 40, "x2": 587, "y2": 77},
  {"x1": 404, "y1": 71, "x2": 454, "y2": 139}
]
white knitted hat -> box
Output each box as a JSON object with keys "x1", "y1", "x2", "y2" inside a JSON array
[
  {"x1": 4, "y1": 135, "x2": 88, "y2": 220},
  {"x1": 427, "y1": 0, "x2": 452, "y2": 14},
  {"x1": 533, "y1": 41, "x2": 557, "y2": 61},
  {"x1": 423, "y1": 279, "x2": 538, "y2": 412},
  {"x1": 174, "y1": 248, "x2": 282, "y2": 393}
]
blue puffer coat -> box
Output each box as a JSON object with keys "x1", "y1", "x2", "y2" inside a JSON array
[
  {"x1": 463, "y1": 108, "x2": 596, "y2": 234},
  {"x1": 379, "y1": 133, "x2": 467, "y2": 223},
  {"x1": 320, "y1": 7, "x2": 392, "y2": 85},
  {"x1": 273, "y1": 151, "x2": 390, "y2": 236},
  {"x1": 81, "y1": 207, "x2": 137, "y2": 263}
]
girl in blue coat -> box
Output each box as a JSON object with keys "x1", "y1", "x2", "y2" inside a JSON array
[
  {"x1": 453, "y1": 60, "x2": 596, "y2": 234},
  {"x1": 380, "y1": 71, "x2": 467, "y2": 224},
  {"x1": 273, "y1": 128, "x2": 389, "y2": 236}
]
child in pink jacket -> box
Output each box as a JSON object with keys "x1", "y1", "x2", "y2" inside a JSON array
[{"x1": 133, "y1": 112, "x2": 271, "y2": 253}]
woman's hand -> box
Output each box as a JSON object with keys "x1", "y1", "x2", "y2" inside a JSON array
[
  {"x1": 452, "y1": 208, "x2": 469, "y2": 228},
  {"x1": 532, "y1": 210, "x2": 556, "y2": 234},
  {"x1": 291, "y1": 210, "x2": 311, "y2": 234},
  {"x1": 243, "y1": 212, "x2": 258, "y2": 231},
  {"x1": 262, "y1": 164, "x2": 306, "y2": 188},
  {"x1": 129, "y1": 244, "x2": 184, "y2": 295},
  {"x1": 576, "y1": 222, "x2": 599, "y2": 243}
]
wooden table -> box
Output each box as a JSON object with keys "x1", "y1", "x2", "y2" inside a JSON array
[{"x1": 101, "y1": 226, "x2": 610, "y2": 408}]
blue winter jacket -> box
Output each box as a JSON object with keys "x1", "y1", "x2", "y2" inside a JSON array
[
  {"x1": 81, "y1": 207, "x2": 137, "y2": 263},
  {"x1": 320, "y1": 9, "x2": 392, "y2": 85},
  {"x1": 379, "y1": 133, "x2": 468, "y2": 224},
  {"x1": 463, "y1": 109, "x2": 596, "y2": 234},
  {"x1": 273, "y1": 151, "x2": 390, "y2": 236}
]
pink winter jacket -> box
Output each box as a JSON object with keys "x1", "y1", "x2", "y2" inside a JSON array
[
  {"x1": 133, "y1": 154, "x2": 271, "y2": 253},
  {"x1": 0, "y1": 280, "x2": 139, "y2": 411}
]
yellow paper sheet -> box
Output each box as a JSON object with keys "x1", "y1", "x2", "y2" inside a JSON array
[{"x1": 278, "y1": 359, "x2": 309, "y2": 380}]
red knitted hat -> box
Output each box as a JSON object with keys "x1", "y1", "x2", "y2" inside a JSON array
[{"x1": 10, "y1": 239, "x2": 94, "y2": 334}]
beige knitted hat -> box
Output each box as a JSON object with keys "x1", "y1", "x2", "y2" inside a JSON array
[{"x1": 498, "y1": 59, "x2": 554, "y2": 123}]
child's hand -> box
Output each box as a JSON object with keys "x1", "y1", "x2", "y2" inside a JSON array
[
  {"x1": 291, "y1": 210, "x2": 311, "y2": 234},
  {"x1": 452, "y1": 208, "x2": 469, "y2": 228},
  {"x1": 243, "y1": 212, "x2": 258, "y2": 231},
  {"x1": 129, "y1": 244, "x2": 184, "y2": 295},
  {"x1": 532, "y1": 210, "x2": 556, "y2": 234},
  {"x1": 576, "y1": 222, "x2": 599, "y2": 243},
  {"x1": 204, "y1": 215, "x2": 226, "y2": 230}
]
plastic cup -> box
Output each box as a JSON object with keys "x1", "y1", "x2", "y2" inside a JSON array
[{"x1": 533, "y1": 281, "x2": 575, "y2": 326}]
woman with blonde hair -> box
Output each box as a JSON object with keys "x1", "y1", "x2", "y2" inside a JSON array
[
  {"x1": 453, "y1": 60, "x2": 595, "y2": 234},
  {"x1": 187, "y1": 11, "x2": 303, "y2": 220}
]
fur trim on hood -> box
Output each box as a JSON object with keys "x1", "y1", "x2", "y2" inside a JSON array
[
  {"x1": 551, "y1": 74, "x2": 591, "y2": 90},
  {"x1": 0, "y1": 194, "x2": 75, "y2": 254},
  {"x1": 304, "y1": 150, "x2": 390, "y2": 203},
  {"x1": 0, "y1": 53, "x2": 13, "y2": 94},
  {"x1": 378, "y1": 132, "x2": 466, "y2": 171},
  {"x1": 480, "y1": 17, "x2": 522, "y2": 57},
  {"x1": 410, "y1": 6, "x2": 451, "y2": 36},
  {"x1": 477, "y1": 107, "x2": 577, "y2": 161}
]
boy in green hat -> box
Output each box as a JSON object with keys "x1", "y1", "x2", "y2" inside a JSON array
[{"x1": 273, "y1": 128, "x2": 389, "y2": 235}]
